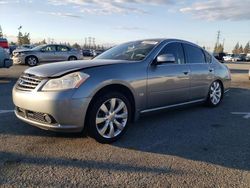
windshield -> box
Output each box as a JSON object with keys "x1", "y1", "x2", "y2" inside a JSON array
[
  {"x1": 32, "y1": 44, "x2": 47, "y2": 50},
  {"x1": 95, "y1": 40, "x2": 159, "y2": 61}
]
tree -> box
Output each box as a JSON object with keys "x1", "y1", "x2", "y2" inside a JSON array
[
  {"x1": 213, "y1": 43, "x2": 224, "y2": 53},
  {"x1": 244, "y1": 42, "x2": 250, "y2": 54},
  {"x1": 0, "y1": 25, "x2": 3, "y2": 38},
  {"x1": 232, "y1": 42, "x2": 240, "y2": 54},
  {"x1": 239, "y1": 45, "x2": 243, "y2": 54},
  {"x1": 72, "y1": 43, "x2": 81, "y2": 49},
  {"x1": 17, "y1": 31, "x2": 30, "y2": 45}
]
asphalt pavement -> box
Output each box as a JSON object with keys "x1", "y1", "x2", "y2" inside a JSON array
[{"x1": 0, "y1": 62, "x2": 250, "y2": 187}]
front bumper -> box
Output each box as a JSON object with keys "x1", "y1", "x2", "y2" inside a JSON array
[
  {"x1": 12, "y1": 86, "x2": 91, "y2": 132},
  {"x1": 12, "y1": 56, "x2": 26, "y2": 65}
]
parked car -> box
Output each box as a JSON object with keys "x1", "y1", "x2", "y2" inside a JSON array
[
  {"x1": 12, "y1": 44, "x2": 83, "y2": 66},
  {"x1": 82, "y1": 49, "x2": 96, "y2": 57},
  {"x1": 213, "y1": 52, "x2": 226, "y2": 63},
  {"x1": 0, "y1": 47, "x2": 13, "y2": 68},
  {"x1": 223, "y1": 54, "x2": 234, "y2": 62},
  {"x1": 0, "y1": 38, "x2": 10, "y2": 54},
  {"x1": 245, "y1": 54, "x2": 250, "y2": 61},
  {"x1": 13, "y1": 39, "x2": 231, "y2": 143},
  {"x1": 9, "y1": 45, "x2": 17, "y2": 56},
  {"x1": 95, "y1": 50, "x2": 105, "y2": 56}
]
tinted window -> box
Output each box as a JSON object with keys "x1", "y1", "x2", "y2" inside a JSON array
[
  {"x1": 159, "y1": 42, "x2": 185, "y2": 64},
  {"x1": 57, "y1": 45, "x2": 69, "y2": 52},
  {"x1": 204, "y1": 50, "x2": 212, "y2": 63},
  {"x1": 42, "y1": 45, "x2": 56, "y2": 52},
  {"x1": 184, "y1": 44, "x2": 206, "y2": 64}
]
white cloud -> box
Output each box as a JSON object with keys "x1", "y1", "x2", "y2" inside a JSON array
[
  {"x1": 48, "y1": 0, "x2": 173, "y2": 15},
  {"x1": 180, "y1": 0, "x2": 250, "y2": 21},
  {"x1": 114, "y1": 26, "x2": 144, "y2": 30},
  {"x1": 38, "y1": 11, "x2": 82, "y2": 19}
]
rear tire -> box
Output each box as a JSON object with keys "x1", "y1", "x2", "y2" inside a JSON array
[
  {"x1": 206, "y1": 81, "x2": 223, "y2": 107},
  {"x1": 87, "y1": 92, "x2": 131, "y2": 143}
]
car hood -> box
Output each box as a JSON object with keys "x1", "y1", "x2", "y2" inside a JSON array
[
  {"x1": 24, "y1": 59, "x2": 130, "y2": 78},
  {"x1": 13, "y1": 49, "x2": 35, "y2": 53}
]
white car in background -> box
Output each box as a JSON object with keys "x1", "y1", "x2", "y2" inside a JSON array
[{"x1": 223, "y1": 54, "x2": 234, "y2": 62}]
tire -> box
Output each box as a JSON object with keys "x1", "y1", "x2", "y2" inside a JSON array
[
  {"x1": 206, "y1": 81, "x2": 223, "y2": 107},
  {"x1": 26, "y1": 56, "x2": 38, "y2": 66},
  {"x1": 87, "y1": 92, "x2": 131, "y2": 143},
  {"x1": 68, "y1": 56, "x2": 77, "y2": 61}
]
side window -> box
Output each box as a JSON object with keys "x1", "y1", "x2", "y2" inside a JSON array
[
  {"x1": 204, "y1": 50, "x2": 212, "y2": 63},
  {"x1": 57, "y1": 45, "x2": 69, "y2": 52},
  {"x1": 183, "y1": 44, "x2": 206, "y2": 64},
  {"x1": 159, "y1": 42, "x2": 185, "y2": 64},
  {"x1": 42, "y1": 45, "x2": 56, "y2": 52}
]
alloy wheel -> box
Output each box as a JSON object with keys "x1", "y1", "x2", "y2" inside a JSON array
[
  {"x1": 210, "y1": 81, "x2": 222, "y2": 105},
  {"x1": 95, "y1": 98, "x2": 128, "y2": 139},
  {"x1": 27, "y1": 57, "x2": 37, "y2": 66}
]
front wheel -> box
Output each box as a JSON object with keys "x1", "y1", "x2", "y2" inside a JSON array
[
  {"x1": 206, "y1": 81, "x2": 223, "y2": 107},
  {"x1": 26, "y1": 56, "x2": 38, "y2": 66},
  {"x1": 87, "y1": 92, "x2": 131, "y2": 143},
  {"x1": 68, "y1": 56, "x2": 77, "y2": 61}
]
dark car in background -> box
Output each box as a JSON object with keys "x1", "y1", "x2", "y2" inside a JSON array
[
  {"x1": 82, "y1": 49, "x2": 96, "y2": 57},
  {"x1": 12, "y1": 44, "x2": 83, "y2": 66},
  {"x1": 213, "y1": 52, "x2": 226, "y2": 63}
]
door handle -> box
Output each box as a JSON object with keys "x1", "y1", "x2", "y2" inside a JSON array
[
  {"x1": 209, "y1": 68, "x2": 214, "y2": 72},
  {"x1": 183, "y1": 71, "x2": 190, "y2": 75}
]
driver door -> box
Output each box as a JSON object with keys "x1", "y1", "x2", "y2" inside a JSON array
[
  {"x1": 147, "y1": 42, "x2": 190, "y2": 109},
  {"x1": 40, "y1": 45, "x2": 57, "y2": 62}
]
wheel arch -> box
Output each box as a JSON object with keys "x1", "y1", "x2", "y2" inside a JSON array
[
  {"x1": 85, "y1": 83, "x2": 136, "y2": 126},
  {"x1": 25, "y1": 55, "x2": 39, "y2": 65}
]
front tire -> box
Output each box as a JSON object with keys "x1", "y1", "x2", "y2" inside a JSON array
[
  {"x1": 87, "y1": 92, "x2": 131, "y2": 143},
  {"x1": 68, "y1": 56, "x2": 77, "y2": 61},
  {"x1": 206, "y1": 81, "x2": 223, "y2": 107},
  {"x1": 26, "y1": 56, "x2": 38, "y2": 66}
]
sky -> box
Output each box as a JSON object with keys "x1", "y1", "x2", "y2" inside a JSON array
[{"x1": 0, "y1": 0, "x2": 250, "y2": 52}]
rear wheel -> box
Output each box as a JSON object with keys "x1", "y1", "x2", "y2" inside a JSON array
[
  {"x1": 26, "y1": 56, "x2": 38, "y2": 66},
  {"x1": 87, "y1": 92, "x2": 131, "y2": 143},
  {"x1": 206, "y1": 81, "x2": 223, "y2": 107},
  {"x1": 68, "y1": 56, "x2": 77, "y2": 61}
]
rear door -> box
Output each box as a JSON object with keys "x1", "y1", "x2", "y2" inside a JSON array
[
  {"x1": 147, "y1": 42, "x2": 190, "y2": 109},
  {"x1": 183, "y1": 43, "x2": 214, "y2": 100}
]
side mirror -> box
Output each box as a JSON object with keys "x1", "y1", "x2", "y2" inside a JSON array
[{"x1": 156, "y1": 54, "x2": 176, "y2": 64}]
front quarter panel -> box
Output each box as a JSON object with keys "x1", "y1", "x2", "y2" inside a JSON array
[{"x1": 72, "y1": 62, "x2": 148, "y2": 112}]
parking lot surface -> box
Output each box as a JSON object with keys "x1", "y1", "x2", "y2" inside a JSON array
[{"x1": 0, "y1": 62, "x2": 250, "y2": 187}]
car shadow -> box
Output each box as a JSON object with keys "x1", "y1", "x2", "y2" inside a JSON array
[
  {"x1": 113, "y1": 87, "x2": 250, "y2": 171},
  {"x1": 1, "y1": 88, "x2": 250, "y2": 172}
]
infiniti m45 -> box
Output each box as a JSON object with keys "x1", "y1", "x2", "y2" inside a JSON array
[{"x1": 13, "y1": 39, "x2": 231, "y2": 143}]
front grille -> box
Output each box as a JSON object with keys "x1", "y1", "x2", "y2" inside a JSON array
[
  {"x1": 16, "y1": 73, "x2": 43, "y2": 91},
  {"x1": 16, "y1": 107, "x2": 57, "y2": 125}
]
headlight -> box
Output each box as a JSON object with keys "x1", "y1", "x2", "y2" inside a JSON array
[{"x1": 42, "y1": 72, "x2": 89, "y2": 91}]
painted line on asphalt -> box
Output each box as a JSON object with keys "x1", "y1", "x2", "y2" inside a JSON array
[
  {"x1": 231, "y1": 112, "x2": 250, "y2": 119},
  {"x1": 0, "y1": 110, "x2": 14, "y2": 114}
]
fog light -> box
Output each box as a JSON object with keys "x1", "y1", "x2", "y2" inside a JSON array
[{"x1": 44, "y1": 114, "x2": 52, "y2": 124}]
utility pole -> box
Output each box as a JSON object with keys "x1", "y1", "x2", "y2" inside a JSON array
[
  {"x1": 88, "y1": 37, "x2": 92, "y2": 49},
  {"x1": 216, "y1": 30, "x2": 221, "y2": 46}
]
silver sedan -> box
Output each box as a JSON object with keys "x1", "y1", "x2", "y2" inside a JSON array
[
  {"x1": 12, "y1": 39, "x2": 231, "y2": 143},
  {"x1": 12, "y1": 44, "x2": 83, "y2": 66}
]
